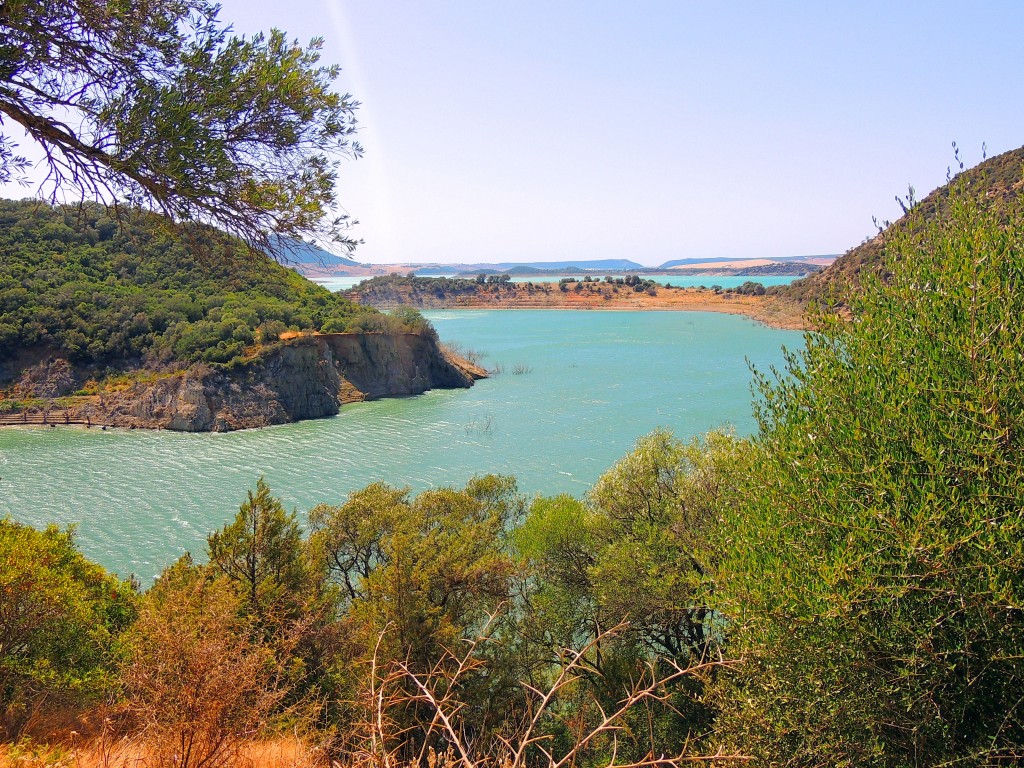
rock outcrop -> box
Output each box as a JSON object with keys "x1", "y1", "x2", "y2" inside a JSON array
[{"x1": 4, "y1": 332, "x2": 486, "y2": 432}]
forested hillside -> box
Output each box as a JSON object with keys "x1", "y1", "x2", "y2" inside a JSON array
[{"x1": 0, "y1": 199, "x2": 390, "y2": 371}]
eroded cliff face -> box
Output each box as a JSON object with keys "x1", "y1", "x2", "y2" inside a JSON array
[
  {"x1": 5, "y1": 332, "x2": 486, "y2": 432},
  {"x1": 320, "y1": 332, "x2": 480, "y2": 399}
]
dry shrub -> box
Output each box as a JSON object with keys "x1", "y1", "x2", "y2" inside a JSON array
[
  {"x1": 121, "y1": 570, "x2": 286, "y2": 768},
  {"x1": 335, "y1": 620, "x2": 743, "y2": 768}
]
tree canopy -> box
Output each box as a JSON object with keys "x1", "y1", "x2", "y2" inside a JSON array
[
  {"x1": 0, "y1": 0, "x2": 361, "y2": 253},
  {"x1": 0, "y1": 199, "x2": 390, "y2": 368}
]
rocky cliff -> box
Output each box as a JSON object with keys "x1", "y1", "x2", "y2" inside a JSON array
[{"x1": 3, "y1": 332, "x2": 487, "y2": 432}]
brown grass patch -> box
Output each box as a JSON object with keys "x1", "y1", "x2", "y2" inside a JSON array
[{"x1": 0, "y1": 736, "x2": 323, "y2": 768}]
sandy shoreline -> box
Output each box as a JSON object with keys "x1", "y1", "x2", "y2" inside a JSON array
[{"x1": 362, "y1": 288, "x2": 808, "y2": 330}]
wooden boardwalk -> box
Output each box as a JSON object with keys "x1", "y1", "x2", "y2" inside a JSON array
[{"x1": 0, "y1": 411, "x2": 95, "y2": 427}]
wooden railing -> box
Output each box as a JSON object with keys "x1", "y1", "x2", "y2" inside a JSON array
[{"x1": 0, "y1": 410, "x2": 94, "y2": 427}]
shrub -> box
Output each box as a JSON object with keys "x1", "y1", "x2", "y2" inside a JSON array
[
  {"x1": 734, "y1": 280, "x2": 765, "y2": 296},
  {"x1": 0, "y1": 521, "x2": 137, "y2": 737},
  {"x1": 320, "y1": 317, "x2": 348, "y2": 333},
  {"x1": 123, "y1": 560, "x2": 286, "y2": 768},
  {"x1": 256, "y1": 319, "x2": 288, "y2": 343},
  {"x1": 711, "y1": 175, "x2": 1024, "y2": 765}
]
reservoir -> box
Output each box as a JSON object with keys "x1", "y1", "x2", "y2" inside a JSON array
[{"x1": 0, "y1": 310, "x2": 801, "y2": 577}]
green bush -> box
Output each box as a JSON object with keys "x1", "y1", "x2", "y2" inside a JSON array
[
  {"x1": 710, "y1": 176, "x2": 1024, "y2": 765},
  {"x1": 255, "y1": 319, "x2": 288, "y2": 343},
  {"x1": 734, "y1": 280, "x2": 765, "y2": 296},
  {"x1": 0, "y1": 520, "x2": 137, "y2": 736}
]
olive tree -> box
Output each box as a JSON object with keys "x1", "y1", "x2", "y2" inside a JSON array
[
  {"x1": 0, "y1": 0, "x2": 361, "y2": 253},
  {"x1": 711, "y1": 177, "x2": 1024, "y2": 766}
]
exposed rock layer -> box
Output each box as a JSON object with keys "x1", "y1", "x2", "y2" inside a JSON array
[{"x1": 4, "y1": 332, "x2": 486, "y2": 432}]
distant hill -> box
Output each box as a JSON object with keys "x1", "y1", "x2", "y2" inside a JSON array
[
  {"x1": 289, "y1": 257, "x2": 648, "y2": 278},
  {"x1": 660, "y1": 257, "x2": 740, "y2": 268},
  {"x1": 453, "y1": 266, "x2": 552, "y2": 276},
  {"x1": 663, "y1": 262, "x2": 823, "y2": 277},
  {"x1": 269, "y1": 236, "x2": 360, "y2": 267},
  {"x1": 781, "y1": 146, "x2": 1024, "y2": 303},
  {"x1": 658, "y1": 255, "x2": 834, "y2": 269},
  {"x1": 460, "y1": 259, "x2": 646, "y2": 272}
]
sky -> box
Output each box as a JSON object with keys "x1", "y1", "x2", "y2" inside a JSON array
[{"x1": 7, "y1": 1, "x2": 1024, "y2": 266}]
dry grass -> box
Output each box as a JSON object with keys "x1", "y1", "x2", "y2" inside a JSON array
[
  {"x1": 0, "y1": 736, "x2": 324, "y2": 768},
  {"x1": 3, "y1": 618, "x2": 744, "y2": 768},
  {"x1": 240, "y1": 739, "x2": 323, "y2": 767}
]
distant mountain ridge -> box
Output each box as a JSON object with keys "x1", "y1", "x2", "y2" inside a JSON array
[
  {"x1": 270, "y1": 236, "x2": 360, "y2": 267},
  {"x1": 658, "y1": 255, "x2": 837, "y2": 269},
  {"x1": 493, "y1": 258, "x2": 644, "y2": 270},
  {"x1": 292, "y1": 255, "x2": 831, "y2": 278},
  {"x1": 433, "y1": 259, "x2": 645, "y2": 274}
]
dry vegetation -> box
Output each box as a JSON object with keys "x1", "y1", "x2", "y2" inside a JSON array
[
  {"x1": 1, "y1": 623, "x2": 732, "y2": 768},
  {"x1": 347, "y1": 275, "x2": 807, "y2": 330}
]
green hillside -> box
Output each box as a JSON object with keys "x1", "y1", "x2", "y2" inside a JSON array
[{"x1": 0, "y1": 200, "x2": 390, "y2": 372}]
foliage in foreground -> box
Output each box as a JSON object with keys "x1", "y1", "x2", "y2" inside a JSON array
[
  {"x1": 710, "y1": 171, "x2": 1024, "y2": 765},
  {"x1": 1, "y1": 0, "x2": 361, "y2": 252},
  {"x1": 0, "y1": 437, "x2": 733, "y2": 765}
]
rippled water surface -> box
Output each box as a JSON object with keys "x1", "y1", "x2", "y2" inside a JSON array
[{"x1": 0, "y1": 311, "x2": 801, "y2": 577}]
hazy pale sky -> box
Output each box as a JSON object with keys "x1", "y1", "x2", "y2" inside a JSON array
[{"x1": 9, "y1": 2, "x2": 1024, "y2": 265}]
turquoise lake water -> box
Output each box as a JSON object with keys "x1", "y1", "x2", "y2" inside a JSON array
[
  {"x1": 0, "y1": 310, "x2": 802, "y2": 578},
  {"x1": 311, "y1": 274, "x2": 802, "y2": 291}
]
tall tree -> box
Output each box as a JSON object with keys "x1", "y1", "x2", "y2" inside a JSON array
[
  {"x1": 0, "y1": 0, "x2": 361, "y2": 253},
  {"x1": 516, "y1": 429, "x2": 744, "y2": 667},
  {"x1": 309, "y1": 475, "x2": 522, "y2": 667},
  {"x1": 207, "y1": 478, "x2": 308, "y2": 626}
]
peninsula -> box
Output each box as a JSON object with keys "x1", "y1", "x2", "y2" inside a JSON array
[
  {"x1": 345, "y1": 274, "x2": 807, "y2": 329},
  {"x1": 0, "y1": 201, "x2": 485, "y2": 431}
]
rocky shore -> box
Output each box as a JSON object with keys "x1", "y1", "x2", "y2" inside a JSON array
[{"x1": 0, "y1": 332, "x2": 487, "y2": 432}]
